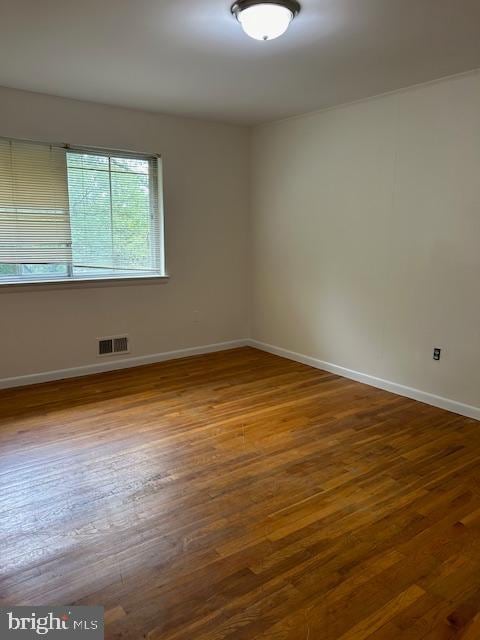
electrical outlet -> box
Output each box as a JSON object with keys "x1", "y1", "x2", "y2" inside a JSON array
[{"x1": 433, "y1": 347, "x2": 441, "y2": 361}]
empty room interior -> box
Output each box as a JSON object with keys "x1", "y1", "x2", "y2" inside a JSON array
[{"x1": 1, "y1": 0, "x2": 480, "y2": 638}]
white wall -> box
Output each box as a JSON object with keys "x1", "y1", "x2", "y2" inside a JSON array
[
  {"x1": 251, "y1": 71, "x2": 480, "y2": 410},
  {"x1": 0, "y1": 87, "x2": 250, "y2": 379}
]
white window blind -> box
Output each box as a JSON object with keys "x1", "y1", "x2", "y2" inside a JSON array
[
  {"x1": 0, "y1": 138, "x2": 164, "y2": 284},
  {"x1": 0, "y1": 139, "x2": 72, "y2": 264}
]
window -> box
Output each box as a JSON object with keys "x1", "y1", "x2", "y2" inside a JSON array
[{"x1": 0, "y1": 138, "x2": 165, "y2": 285}]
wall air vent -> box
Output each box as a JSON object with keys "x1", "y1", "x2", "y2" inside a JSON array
[
  {"x1": 97, "y1": 335, "x2": 129, "y2": 357},
  {"x1": 114, "y1": 336, "x2": 129, "y2": 354}
]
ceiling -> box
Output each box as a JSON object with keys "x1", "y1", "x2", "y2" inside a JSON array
[{"x1": 1, "y1": 0, "x2": 480, "y2": 125}]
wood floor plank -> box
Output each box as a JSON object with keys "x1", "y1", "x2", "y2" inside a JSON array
[{"x1": 0, "y1": 346, "x2": 479, "y2": 639}]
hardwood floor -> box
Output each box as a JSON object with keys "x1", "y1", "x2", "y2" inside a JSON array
[{"x1": 1, "y1": 346, "x2": 479, "y2": 639}]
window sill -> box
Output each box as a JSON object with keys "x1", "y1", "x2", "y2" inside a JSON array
[{"x1": 0, "y1": 274, "x2": 170, "y2": 292}]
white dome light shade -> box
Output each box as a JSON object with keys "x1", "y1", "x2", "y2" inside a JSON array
[
  {"x1": 238, "y1": 4, "x2": 293, "y2": 41},
  {"x1": 232, "y1": 1, "x2": 300, "y2": 41}
]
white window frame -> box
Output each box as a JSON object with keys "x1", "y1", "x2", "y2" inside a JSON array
[{"x1": 0, "y1": 140, "x2": 168, "y2": 289}]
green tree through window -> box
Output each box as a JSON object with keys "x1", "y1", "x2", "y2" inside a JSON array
[{"x1": 67, "y1": 153, "x2": 155, "y2": 274}]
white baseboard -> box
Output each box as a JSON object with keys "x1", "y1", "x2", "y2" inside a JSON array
[
  {"x1": 248, "y1": 339, "x2": 480, "y2": 422},
  {"x1": 3, "y1": 338, "x2": 478, "y2": 422},
  {"x1": 0, "y1": 339, "x2": 249, "y2": 390}
]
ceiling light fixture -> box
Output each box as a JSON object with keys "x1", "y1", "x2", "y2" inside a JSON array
[{"x1": 231, "y1": 0, "x2": 301, "y2": 41}]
